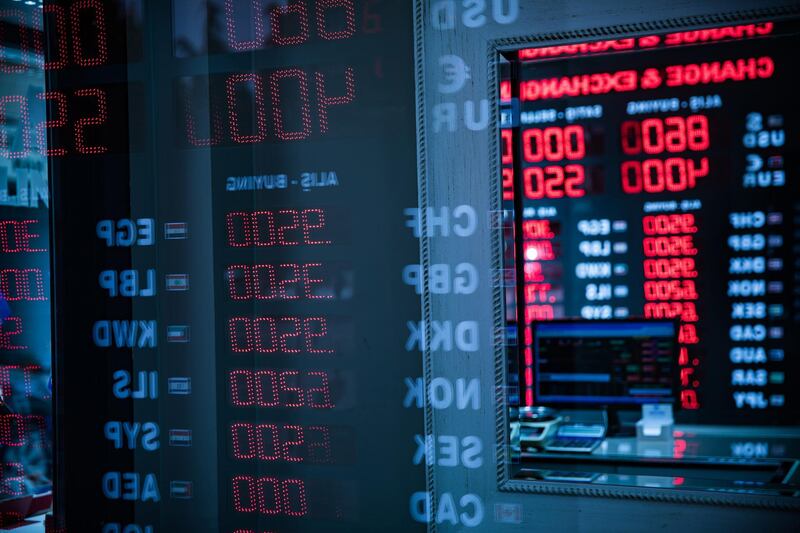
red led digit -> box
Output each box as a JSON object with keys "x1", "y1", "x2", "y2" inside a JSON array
[
  {"x1": 563, "y1": 125, "x2": 586, "y2": 159},
  {"x1": 686, "y1": 115, "x2": 710, "y2": 150},
  {"x1": 0, "y1": 365, "x2": 40, "y2": 400},
  {"x1": 276, "y1": 264, "x2": 301, "y2": 300},
  {"x1": 679, "y1": 324, "x2": 699, "y2": 344},
  {"x1": 302, "y1": 208, "x2": 332, "y2": 245},
  {"x1": 664, "y1": 157, "x2": 689, "y2": 191},
  {"x1": 277, "y1": 209, "x2": 301, "y2": 245},
  {"x1": 642, "y1": 159, "x2": 664, "y2": 192},
  {"x1": 687, "y1": 157, "x2": 709, "y2": 187},
  {"x1": 0, "y1": 414, "x2": 24, "y2": 447},
  {"x1": 620, "y1": 160, "x2": 641, "y2": 193},
  {"x1": 227, "y1": 212, "x2": 251, "y2": 247},
  {"x1": 225, "y1": 0, "x2": 265, "y2": 51},
  {"x1": 255, "y1": 370, "x2": 280, "y2": 408},
  {"x1": 501, "y1": 129, "x2": 513, "y2": 164},
  {"x1": 0, "y1": 10, "x2": 29, "y2": 74},
  {"x1": 35, "y1": 91, "x2": 68, "y2": 156},
  {"x1": 0, "y1": 463, "x2": 24, "y2": 497},
  {"x1": 304, "y1": 317, "x2": 334, "y2": 353},
  {"x1": 270, "y1": 0, "x2": 310, "y2": 46},
  {"x1": 254, "y1": 264, "x2": 278, "y2": 299},
  {"x1": 522, "y1": 129, "x2": 543, "y2": 162},
  {"x1": 226, "y1": 73, "x2": 268, "y2": 144},
  {"x1": 620, "y1": 120, "x2": 641, "y2": 155},
  {"x1": 0, "y1": 317, "x2": 26, "y2": 351},
  {"x1": 226, "y1": 265, "x2": 251, "y2": 300},
  {"x1": 232, "y1": 475, "x2": 259, "y2": 512},
  {"x1": 278, "y1": 264, "x2": 302, "y2": 298},
  {"x1": 681, "y1": 390, "x2": 699, "y2": 410},
  {"x1": 303, "y1": 263, "x2": 331, "y2": 299},
  {"x1": 543, "y1": 166, "x2": 565, "y2": 198},
  {"x1": 69, "y1": 0, "x2": 108, "y2": 67},
  {"x1": 281, "y1": 425, "x2": 305, "y2": 463},
  {"x1": 282, "y1": 478, "x2": 308, "y2": 516},
  {"x1": 500, "y1": 80, "x2": 511, "y2": 102},
  {"x1": 24, "y1": 416, "x2": 46, "y2": 449},
  {"x1": 253, "y1": 317, "x2": 278, "y2": 353},
  {"x1": 316, "y1": 0, "x2": 356, "y2": 40},
  {"x1": 279, "y1": 317, "x2": 302, "y2": 353},
  {"x1": 663, "y1": 116, "x2": 687, "y2": 152},
  {"x1": 270, "y1": 69, "x2": 312, "y2": 140},
  {"x1": 502, "y1": 168, "x2": 514, "y2": 200},
  {"x1": 307, "y1": 371, "x2": 333, "y2": 408},
  {"x1": 523, "y1": 167, "x2": 545, "y2": 199},
  {"x1": 0, "y1": 268, "x2": 46, "y2": 301},
  {"x1": 228, "y1": 317, "x2": 252, "y2": 352},
  {"x1": 252, "y1": 211, "x2": 277, "y2": 246},
  {"x1": 39, "y1": 5, "x2": 68, "y2": 70},
  {"x1": 19, "y1": 220, "x2": 45, "y2": 252},
  {"x1": 315, "y1": 66, "x2": 355, "y2": 133},
  {"x1": 257, "y1": 424, "x2": 281, "y2": 461},
  {"x1": 229, "y1": 370, "x2": 255, "y2": 406},
  {"x1": 280, "y1": 371, "x2": 304, "y2": 407},
  {"x1": 73, "y1": 88, "x2": 108, "y2": 154},
  {"x1": 544, "y1": 127, "x2": 564, "y2": 160},
  {"x1": 641, "y1": 118, "x2": 664, "y2": 154},
  {"x1": 0, "y1": 96, "x2": 30, "y2": 159},
  {"x1": 563, "y1": 164, "x2": 586, "y2": 197},
  {"x1": 259, "y1": 477, "x2": 282, "y2": 515},
  {"x1": 231, "y1": 422, "x2": 258, "y2": 460}
]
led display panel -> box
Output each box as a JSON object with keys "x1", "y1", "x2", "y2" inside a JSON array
[
  {"x1": 45, "y1": 1, "x2": 423, "y2": 531},
  {"x1": 0, "y1": 3, "x2": 53, "y2": 525},
  {"x1": 500, "y1": 21, "x2": 799, "y2": 425}
]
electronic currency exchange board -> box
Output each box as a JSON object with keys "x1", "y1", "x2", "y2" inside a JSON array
[
  {"x1": 500, "y1": 20, "x2": 800, "y2": 424},
  {"x1": 46, "y1": 1, "x2": 424, "y2": 531}
]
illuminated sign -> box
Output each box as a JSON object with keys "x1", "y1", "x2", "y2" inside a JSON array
[{"x1": 501, "y1": 20, "x2": 799, "y2": 422}]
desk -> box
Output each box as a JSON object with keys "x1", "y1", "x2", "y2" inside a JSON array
[{"x1": 515, "y1": 425, "x2": 800, "y2": 497}]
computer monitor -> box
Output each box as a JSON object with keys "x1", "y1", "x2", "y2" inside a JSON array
[{"x1": 531, "y1": 320, "x2": 677, "y2": 407}]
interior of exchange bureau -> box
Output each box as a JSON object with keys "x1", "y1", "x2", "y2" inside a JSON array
[{"x1": 0, "y1": 1, "x2": 797, "y2": 532}]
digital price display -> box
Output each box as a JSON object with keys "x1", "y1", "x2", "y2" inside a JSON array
[
  {"x1": 0, "y1": 215, "x2": 51, "y2": 518},
  {"x1": 0, "y1": 5, "x2": 54, "y2": 523},
  {"x1": 500, "y1": 21, "x2": 799, "y2": 424},
  {"x1": 44, "y1": 0, "x2": 423, "y2": 531}
]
